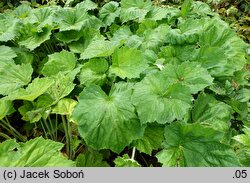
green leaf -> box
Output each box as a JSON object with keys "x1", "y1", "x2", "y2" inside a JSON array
[
  {"x1": 46, "y1": 72, "x2": 76, "y2": 103},
  {"x1": 99, "y1": 1, "x2": 120, "y2": 26},
  {"x1": 78, "y1": 58, "x2": 109, "y2": 86},
  {"x1": 136, "y1": 19, "x2": 158, "y2": 35},
  {"x1": 0, "y1": 139, "x2": 19, "y2": 164},
  {"x1": 120, "y1": 0, "x2": 152, "y2": 23},
  {"x1": 18, "y1": 25, "x2": 52, "y2": 50},
  {"x1": 181, "y1": 0, "x2": 192, "y2": 17},
  {"x1": 233, "y1": 69, "x2": 250, "y2": 87},
  {"x1": 234, "y1": 148, "x2": 250, "y2": 167},
  {"x1": 18, "y1": 100, "x2": 50, "y2": 123},
  {"x1": 114, "y1": 154, "x2": 141, "y2": 167},
  {"x1": 83, "y1": 15, "x2": 104, "y2": 30},
  {"x1": 111, "y1": 26, "x2": 133, "y2": 43},
  {"x1": 228, "y1": 100, "x2": 248, "y2": 124},
  {"x1": 12, "y1": 47, "x2": 34, "y2": 65},
  {"x1": 233, "y1": 126, "x2": 250, "y2": 166},
  {"x1": 0, "y1": 137, "x2": 75, "y2": 167},
  {"x1": 110, "y1": 47, "x2": 148, "y2": 79},
  {"x1": 0, "y1": 14, "x2": 19, "y2": 42},
  {"x1": 162, "y1": 62, "x2": 213, "y2": 94},
  {"x1": 197, "y1": 18, "x2": 247, "y2": 77},
  {"x1": 120, "y1": 7, "x2": 148, "y2": 23},
  {"x1": 12, "y1": 4, "x2": 32, "y2": 19},
  {"x1": 52, "y1": 98, "x2": 77, "y2": 116},
  {"x1": 72, "y1": 83, "x2": 145, "y2": 153},
  {"x1": 132, "y1": 123, "x2": 164, "y2": 155},
  {"x1": 4, "y1": 77, "x2": 54, "y2": 101},
  {"x1": 191, "y1": 1, "x2": 214, "y2": 16},
  {"x1": 141, "y1": 24, "x2": 170, "y2": 52},
  {"x1": 233, "y1": 126, "x2": 250, "y2": 151},
  {"x1": 234, "y1": 88, "x2": 250, "y2": 103},
  {"x1": 146, "y1": 7, "x2": 170, "y2": 21},
  {"x1": 125, "y1": 35, "x2": 143, "y2": 48},
  {"x1": 0, "y1": 45, "x2": 17, "y2": 63},
  {"x1": 209, "y1": 82, "x2": 227, "y2": 95},
  {"x1": 76, "y1": 151, "x2": 109, "y2": 167},
  {"x1": 80, "y1": 40, "x2": 121, "y2": 60},
  {"x1": 164, "y1": 17, "x2": 204, "y2": 45},
  {"x1": 19, "y1": 71, "x2": 78, "y2": 122},
  {"x1": 144, "y1": 49, "x2": 158, "y2": 64},
  {"x1": 68, "y1": 28, "x2": 105, "y2": 53},
  {"x1": 191, "y1": 93, "x2": 232, "y2": 132},
  {"x1": 35, "y1": 94, "x2": 55, "y2": 110},
  {"x1": 132, "y1": 71, "x2": 192, "y2": 124},
  {"x1": 55, "y1": 30, "x2": 84, "y2": 43},
  {"x1": 120, "y1": 0, "x2": 152, "y2": 9},
  {"x1": 75, "y1": 0, "x2": 97, "y2": 11},
  {"x1": 28, "y1": 7, "x2": 54, "y2": 28},
  {"x1": 41, "y1": 50, "x2": 77, "y2": 77},
  {"x1": 0, "y1": 63, "x2": 33, "y2": 95},
  {"x1": 156, "y1": 122, "x2": 240, "y2": 167},
  {"x1": 158, "y1": 45, "x2": 198, "y2": 65},
  {"x1": 55, "y1": 8, "x2": 89, "y2": 31},
  {"x1": 0, "y1": 100, "x2": 15, "y2": 120}
]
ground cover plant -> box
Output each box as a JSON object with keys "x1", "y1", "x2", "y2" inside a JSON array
[
  {"x1": 0, "y1": 0, "x2": 249, "y2": 167},
  {"x1": 158, "y1": 0, "x2": 250, "y2": 43}
]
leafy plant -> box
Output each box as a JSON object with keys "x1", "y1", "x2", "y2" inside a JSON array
[
  {"x1": 0, "y1": 0, "x2": 249, "y2": 167},
  {"x1": 0, "y1": 137, "x2": 74, "y2": 166}
]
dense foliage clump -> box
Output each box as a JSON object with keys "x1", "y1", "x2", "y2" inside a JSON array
[{"x1": 0, "y1": 0, "x2": 249, "y2": 167}]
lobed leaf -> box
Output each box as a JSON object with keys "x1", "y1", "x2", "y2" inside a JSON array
[
  {"x1": 133, "y1": 123, "x2": 164, "y2": 155},
  {"x1": 162, "y1": 62, "x2": 213, "y2": 94},
  {"x1": 99, "y1": 1, "x2": 121, "y2": 26},
  {"x1": 0, "y1": 46, "x2": 17, "y2": 64},
  {"x1": 72, "y1": 83, "x2": 145, "y2": 153},
  {"x1": 110, "y1": 47, "x2": 148, "y2": 79},
  {"x1": 76, "y1": 151, "x2": 109, "y2": 167},
  {"x1": 55, "y1": 8, "x2": 89, "y2": 31},
  {"x1": 0, "y1": 137, "x2": 75, "y2": 167},
  {"x1": 114, "y1": 154, "x2": 141, "y2": 167},
  {"x1": 80, "y1": 40, "x2": 121, "y2": 60},
  {"x1": 0, "y1": 14, "x2": 19, "y2": 42},
  {"x1": 156, "y1": 122, "x2": 240, "y2": 167},
  {"x1": 4, "y1": 77, "x2": 54, "y2": 101},
  {"x1": 18, "y1": 25, "x2": 52, "y2": 50},
  {"x1": 52, "y1": 98, "x2": 77, "y2": 116},
  {"x1": 132, "y1": 71, "x2": 192, "y2": 124},
  {"x1": 0, "y1": 63, "x2": 33, "y2": 95},
  {"x1": 0, "y1": 100, "x2": 15, "y2": 120},
  {"x1": 42, "y1": 50, "x2": 77, "y2": 77},
  {"x1": 78, "y1": 58, "x2": 109, "y2": 86}
]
